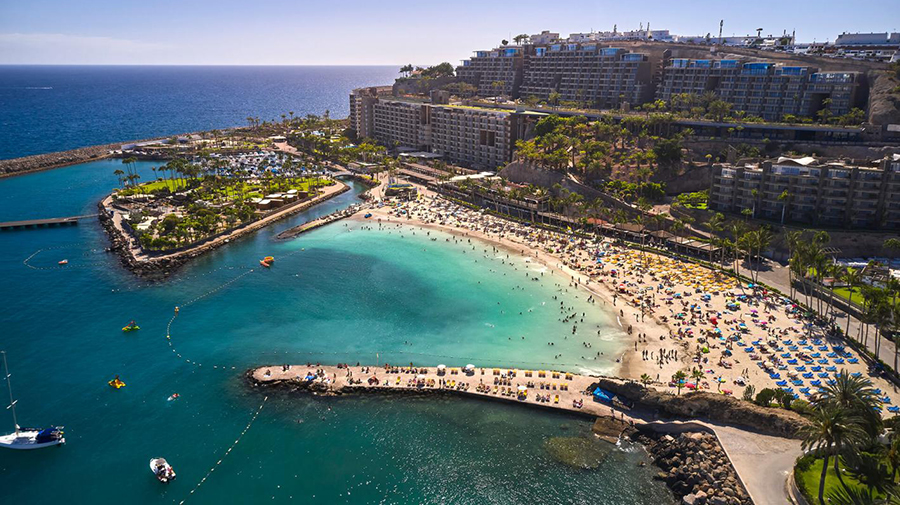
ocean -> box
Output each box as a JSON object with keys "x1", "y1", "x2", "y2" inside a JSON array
[
  {"x1": 0, "y1": 66, "x2": 673, "y2": 504},
  {"x1": 0, "y1": 65, "x2": 398, "y2": 160}
]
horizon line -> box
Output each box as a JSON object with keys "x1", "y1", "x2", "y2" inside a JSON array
[{"x1": 0, "y1": 63, "x2": 404, "y2": 67}]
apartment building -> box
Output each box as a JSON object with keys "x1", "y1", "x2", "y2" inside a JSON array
[
  {"x1": 656, "y1": 59, "x2": 741, "y2": 101},
  {"x1": 710, "y1": 155, "x2": 900, "y2": 230},
  {"x1": 456, "y1": 47, "x2": 524, "y2": 98},
  {"x1": 372, "y1": 99, "x2": 431, "y2": 150},
  {"x1": 658, "y1": 59, "x2": 862, "y2": 121},
  {"x1": 348, "y1": 89, "x2": 535, "y2": 170},
  {"x1": 349, "y1": 86, "x2": 392, "y2": 140},
  {"x1": 429, "y1": 105, "x2": 514, "y2": 169},
  {"x1": 518, "y1": 45, "x2": 653, "y2": 107}
]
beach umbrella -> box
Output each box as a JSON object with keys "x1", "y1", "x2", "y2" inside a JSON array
[{"x1": 517, "y1": 385, "x2": 527, "y2": 392}]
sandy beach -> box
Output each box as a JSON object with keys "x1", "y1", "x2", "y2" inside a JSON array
[{"x1": 347, "y1": 190, "x2": 900, "y2": 408}]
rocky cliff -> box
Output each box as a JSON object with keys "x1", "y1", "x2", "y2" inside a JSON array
[{"x1": 596, "y1": 378, "x2": 811, "y2": 438}]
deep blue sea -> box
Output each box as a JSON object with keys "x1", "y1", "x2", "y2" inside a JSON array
[
  {"x1": 0, "y1": 67, "x2": 673, "y2": 504},
  {"x1": 0, "y1": 65, "x2": 398, "y2": 160}
]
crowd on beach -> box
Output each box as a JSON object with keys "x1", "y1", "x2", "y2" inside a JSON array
[{"x1": 360, "y1": 193, "x2": 900, "y2": 407}]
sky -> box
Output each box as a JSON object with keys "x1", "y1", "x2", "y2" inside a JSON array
[{"x1": 1, "y1": 0, "x2": 899, "y2": 65}]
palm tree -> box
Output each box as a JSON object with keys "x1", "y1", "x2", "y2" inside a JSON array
[
  {"x1": 691, "y1": 369, "x2": 704, "y2": 383},
  {"x1": 729, "y1": 220, "x2": 748, "y2": 280},
  {"x1": 815, "y1": 370, "x2": 882, "y2": 439},
  {"x1": 113, "y1": 169, "x2": 125, "y2": 189},
  {"x1": 843, "y1": 268, "x2": 864, "y2": 339},
  {"x1": 784, "y1": 230, "x2": 803, "y2": 298},
  {"x1": 672, "y1": 370, "x2": 687, "y2": 395},
  {"x1": 778, "y1": 190, "x2": 792, "y2": 224},
  {"x1": 800, "y1": 405, "x2": 867, "y2": 504},
  {"x1": 640, "y1": 373, "x2": 652, "y2": 385},
  {"x1": 706, "y1": 213, "x2": 726, "y2": 266}
]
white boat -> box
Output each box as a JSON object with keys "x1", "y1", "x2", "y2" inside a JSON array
[
  {"x1": 150, "y1": 458, "x2": 176, "y2": 483},
  {"x1": 0, "y1": 351, "x2": 65, "y2": 450}
]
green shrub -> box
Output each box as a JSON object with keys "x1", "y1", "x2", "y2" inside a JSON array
[
  {"x1": 754, "y1": 387, "x2": 777, "y2": 407},
  {"x1": 742, "y1": 384, "x2": 756, "y2": 402},
  {"x1": 790, "y1": 399, "x2": 813, "y2": 415}
]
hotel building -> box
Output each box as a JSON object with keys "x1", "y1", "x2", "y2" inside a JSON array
[
  {"x1": 457, "y1": 43, "x2": 654, "y2": 108},
  {"x1": 709, "y1": 155, "x2": 900, "y2": 229},
  {"x1": 518, "y1": 45, "x2": 653, "y2": 108},
  {"x1": 349, "y1": 89, "x2": 540, "y2": 170},
  {"x1": 657, "y1": 59, "x2": 862, "y2": 121},
  {"x1": 456, "y1": 47, "x2": 524, "y2": 98}
]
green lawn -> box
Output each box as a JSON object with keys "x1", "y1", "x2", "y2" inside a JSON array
[
  {"x1": 795, "y1": 455, "x2": 887, "y2": 503},
  {"x1": 118, "y1": 177, "x2": 329, "y2": 199},
  {"x1": 118, "y1": 178, "x2": 187, "y2": 195},
  {"x1": 831, "y1": 285, "x2": 900, "y2": 309}
]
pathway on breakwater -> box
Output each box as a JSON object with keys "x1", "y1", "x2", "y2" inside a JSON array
[
  {"x1": 274, "y1": 203, "x2": 365, "y2": 240},
  {"x1": 251, "y1": 364, "x2": 801, "y2": 505}
]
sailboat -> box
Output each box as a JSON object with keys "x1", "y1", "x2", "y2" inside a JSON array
[{"x1": 0, "y1": 351, "x2": 65, "y2": 450}]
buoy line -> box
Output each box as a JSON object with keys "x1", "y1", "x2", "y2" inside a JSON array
[
  {"x1": 162, "y1": 226, "x2": 361, "y2": 371},
  {"x1": 165, "y1": 266, "x2": 259, "y2": 370},
  {"x1": 178, "y1": 396, "x2": 268, "y2": 505},
  {"x1": 23, "y1": 242, "x2": 105, "y2": 270}
]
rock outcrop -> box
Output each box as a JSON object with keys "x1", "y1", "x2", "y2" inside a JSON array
[
  {"x1": 868, "y1": 71, "x2": 900, "y2": 127},
  {"x1": 596, "y1": 378, "x2": 811, "y2": 439}
]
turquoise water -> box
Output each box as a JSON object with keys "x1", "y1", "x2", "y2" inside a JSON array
[{"x1": 0, "y1": 160, "x2": 672, "y2": 504}]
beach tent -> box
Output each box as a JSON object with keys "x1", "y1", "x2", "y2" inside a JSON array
[{"x1": 592, "y1": 387, "x2": 615, "y2": 403}]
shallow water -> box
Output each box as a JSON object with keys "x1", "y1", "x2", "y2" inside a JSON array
[{"x1": 0, "y1": 160, "x2": 672, "y2": 504}]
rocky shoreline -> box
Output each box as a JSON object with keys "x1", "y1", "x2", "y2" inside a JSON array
[
  {"x1": 636, "y1": 430, "x2": 754, "y2": 505},
  {"x1": 98, "y1": 183, "x2": 350, "y2": 280}
]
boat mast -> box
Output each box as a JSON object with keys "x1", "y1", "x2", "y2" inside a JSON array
[{"x1": 1, "y1": 351, "x2": 19, "y2": 434}]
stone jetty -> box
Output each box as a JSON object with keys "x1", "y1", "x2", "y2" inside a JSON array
[{"x1": 250, "y1": 363, "x2": 802, "y2": 505}]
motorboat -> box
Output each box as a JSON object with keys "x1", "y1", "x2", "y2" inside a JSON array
[
  {"x1": 259, "y1": 260, "x2": 271, "y2": 268},
  {"x1": 0, "y1": 351, "x2": 65, "y2": 450},
  {"x1": 58, "y1": 259, "x2": 68, "y2": 265},
  {"x1": 150, "y1": 458, "x2": 176, "y2": 483},
  {"x1": 122, "y1": 320, "x2": 140, "y2": 332}
]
